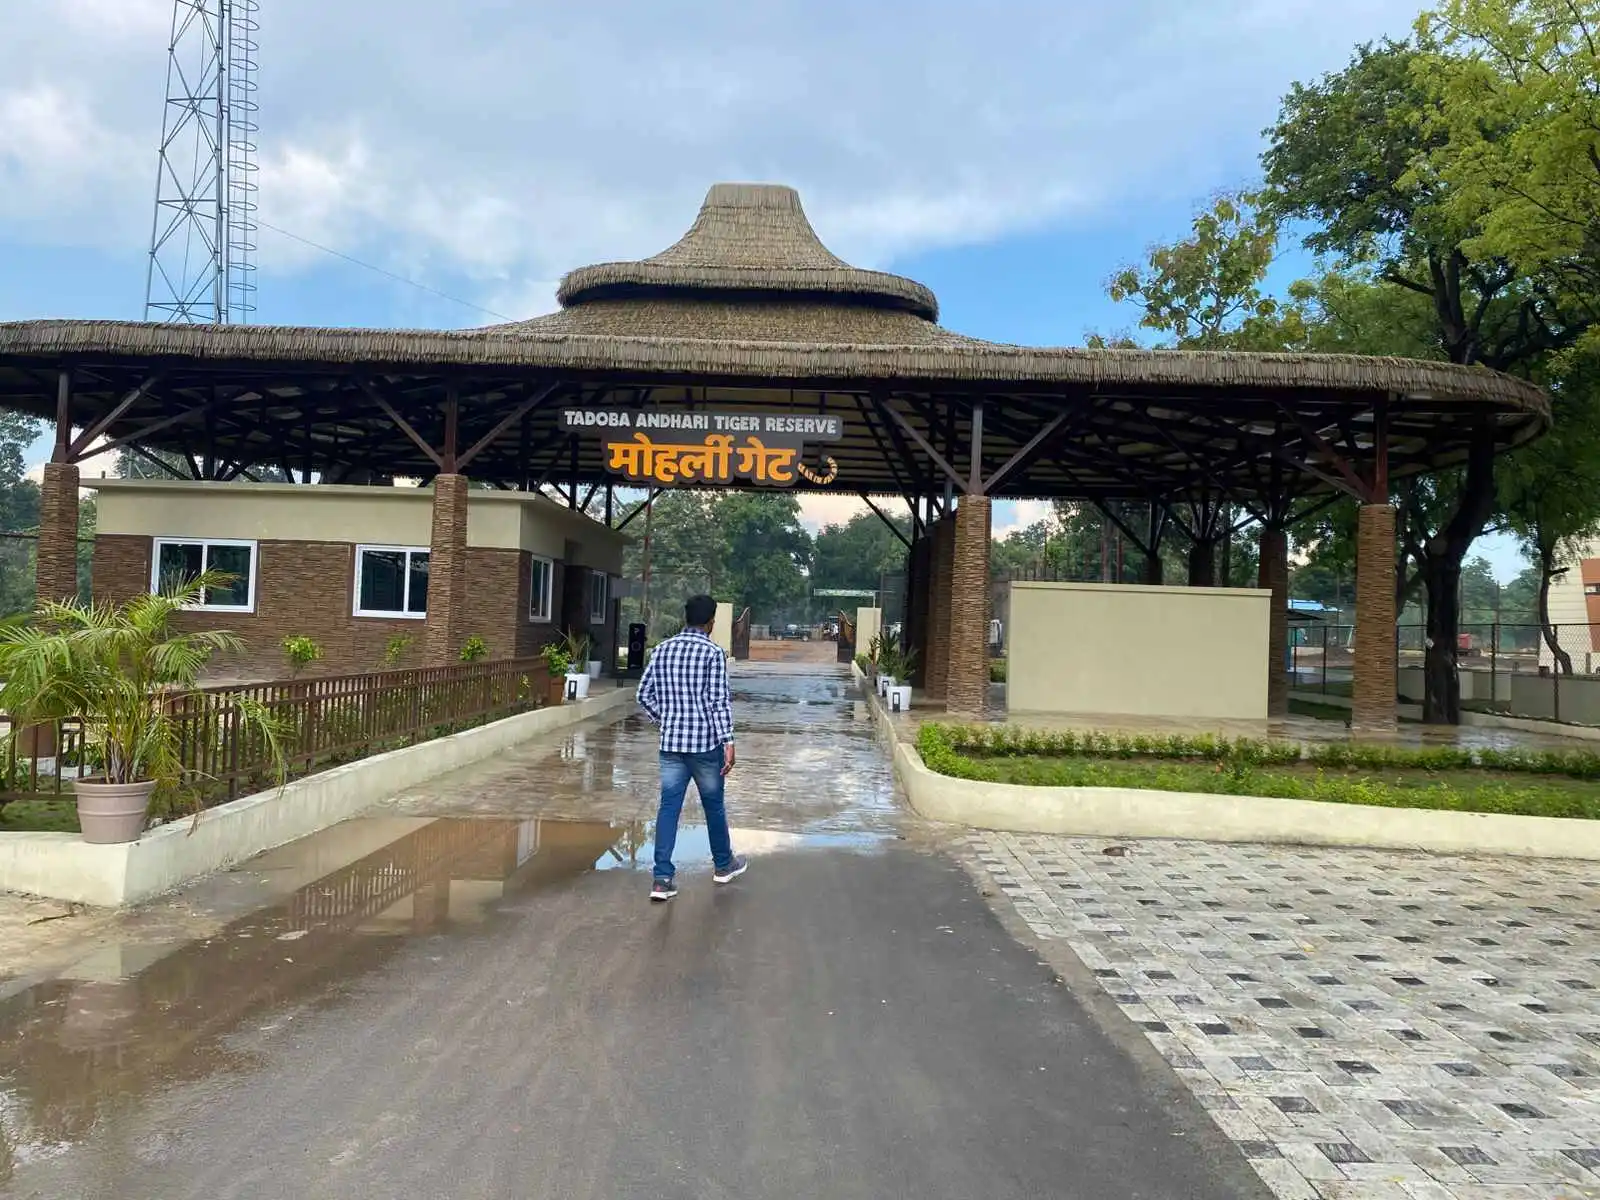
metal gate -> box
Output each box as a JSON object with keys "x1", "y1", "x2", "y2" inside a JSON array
[{"x1": 835, "y1": 611, "x2": 856, "y2": 663}]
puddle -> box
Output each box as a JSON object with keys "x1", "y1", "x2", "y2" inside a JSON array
[{"x1": 0, "y1": 813, "x2": 884, "y2": 1175}]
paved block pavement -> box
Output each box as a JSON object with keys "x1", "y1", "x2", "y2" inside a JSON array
[{"x1": 967, "y1": 832, "x2": 1600, "y2": 1199}]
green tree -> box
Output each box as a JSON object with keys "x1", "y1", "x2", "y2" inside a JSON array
[
  {"x1": 620, "y1": 491, "x2": 725, "y2": 639},
  {"x1": 812, "y1": 509, "x2": 909, "y2": 594},
  {"x1": 712, "y1": 493, "x2": 812, "y2": 625},
  {"x1": 1418, "y1": 0, "x2": 1600, "y2": 311},
  {"x1": 1108, "y1": 189, "x2": 1309, "y2": 351},
  {"x1": 0, "y1": 412, "x2": 44, "y2": 616},
  {"x1": 1264, "y1": 35, "x2": 1587, "y2": 723}
]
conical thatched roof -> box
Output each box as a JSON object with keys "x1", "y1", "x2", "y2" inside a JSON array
[
  {"x1": 508, "y1": 182, "x2": 949, "y2": 345},
  {"x1": 556, "y1": 182, "x2": 939, "y2": 319}
]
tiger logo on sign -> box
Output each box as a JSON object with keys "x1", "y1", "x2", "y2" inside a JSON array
[{"x1": 796, "y1": 455, "x2": 839, "y2": 486}]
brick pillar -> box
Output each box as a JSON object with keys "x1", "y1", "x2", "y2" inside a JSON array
[
  {"x1": 925, "y1": 515, "x2": 955, "y2": 700},
  {"x1": 425, "y1": 474, "x2": 470, "y2": 666},
  {"x1": 1352, "y1": 503, "x2": 1398, "y2": 734},
  {"x1": 1258, "y1": 526, "x2": 1290, "y2": 719},
  {"x1": 946, "y1": 496, "x2": 991, "y2": 719},
  {"x1": 36, "y1": 461, "x2": 81, "y2": 606}
]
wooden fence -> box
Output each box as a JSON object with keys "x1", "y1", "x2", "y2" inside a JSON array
[{"x1": 1, "y1": 657, "x2": 552, "y2": 811}]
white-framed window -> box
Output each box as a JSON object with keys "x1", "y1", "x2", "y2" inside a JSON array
[
  {"x1": 589, "y1": 571, "x2": 609, "y2": 623},
  {"x1": 353, "y1": 545, "x2": 430, "y2": 619},
  {"x1": 151, "y1": 538, "x2": 257, "y2": 612},
  {"x1": 529, "y1": 555, "x2": 555, "y2": 623}
]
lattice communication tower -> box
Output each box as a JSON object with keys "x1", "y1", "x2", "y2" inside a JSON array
[{"x1": 143, "y1": 0, "x2": 260, "y2": 323}]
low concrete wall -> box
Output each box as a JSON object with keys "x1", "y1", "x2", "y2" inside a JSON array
[
  {"x1": 0, "y1": 687, "x2": 636, "y2": 907},
  {"x1": 1007, "y1": 581, "x2": 1270, "y2": 720},
  {"x1": 892, "y1": 740, "x2": 1600, "y2": 861}
]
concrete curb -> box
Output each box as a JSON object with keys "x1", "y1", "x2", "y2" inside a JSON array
[
  {"x1": 0, "y1": 686, "x2": 637, "y2": 907},
  {"x1": 864, "y1": 673, "x2": 1600, "y2": 862}
]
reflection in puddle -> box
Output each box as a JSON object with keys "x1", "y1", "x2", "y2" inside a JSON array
[{"x1": 0, "y1": 814, "x2": 882, "y2": 1177}]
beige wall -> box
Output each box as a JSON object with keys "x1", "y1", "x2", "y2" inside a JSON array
[
  {"x1": 92, "y1": 479, "x2": 627, "y2": 563},
  {"x1": 1008, "y1": 582, "x2": 1271, "y2": 720},
  {"x1": 856, "y1": 607, "x2": 882, "y2": 652},
  {"x1": 711, "y1": 601, "x2": 734, "y2": 656}
]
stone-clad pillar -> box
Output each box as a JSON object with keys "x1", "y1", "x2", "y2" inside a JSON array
[
  {"x1": 425, "y1": 474, "x2": 471, "y2": 666},
  {"x1": 1351, "y1": 503, "x2": 1398, "y2": 734},
  {"x1": 36, "y1": 461, "x2": 81, "y2": 606},
  {"x1": 946, "y1": 496, "x2": 992, "y2": 718},
  {"x1": 925, "y1": 515, "x2": 956, "y2": 700},
  {"x1": 1258, "y1": 526, "x2": 1290, "y2": 719}
]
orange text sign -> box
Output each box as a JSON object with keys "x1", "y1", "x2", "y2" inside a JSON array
[{"x1": 563, "y1": 410, "x2": 843, "y2": 488}]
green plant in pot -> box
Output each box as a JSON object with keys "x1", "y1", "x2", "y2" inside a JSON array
[
  {"x1": 560, "y1": 628, "x2": 591, "y2": 671},
  {"x1": 0, "y1": 573, "x2": 286, "y2": 844},
  {"x1": 539, "y1": 643, "x2": 572, "y2": 704}
]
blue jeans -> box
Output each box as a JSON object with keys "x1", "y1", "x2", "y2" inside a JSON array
[{"x1": 654, "y1": 749, "x2": 733, "y2": 881}]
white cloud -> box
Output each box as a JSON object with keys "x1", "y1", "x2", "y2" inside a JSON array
[
  {"x1": 1, "y1": 0, "x2": 1425, "y2": 320},
  {"x1": 993, "y1": 500, "x2": 1053, "y2": 539}
]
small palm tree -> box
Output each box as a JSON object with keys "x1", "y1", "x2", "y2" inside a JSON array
[{"x1": 0, "y1": 573, "x2": 285, "y2": 836}]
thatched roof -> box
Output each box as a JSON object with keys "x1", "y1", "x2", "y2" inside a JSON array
[
  {"x1": 0, "y1": 181, "x2": 1551, "y2": 500},
  {"x1": 0, "y1": 181, "x2": 1548, "y2": 413},
  {"x1": 552, "y1": 182, "x2": 941, "y2": 321}
]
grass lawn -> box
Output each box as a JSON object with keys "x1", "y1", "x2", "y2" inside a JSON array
[
  {"x1": 0, "y1": 798, "x2": 80, "y2": 834},
  {"x1": 919, "y1": 724, "x2": 1600, "y2": 821}
]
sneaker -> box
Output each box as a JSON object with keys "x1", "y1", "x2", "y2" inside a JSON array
[
  {"x1": 713, "y1": 856, "x2": 749, "y2": 885},
  {"x1": 650, "y1": 878, "x2": 678, "y2": 902}
]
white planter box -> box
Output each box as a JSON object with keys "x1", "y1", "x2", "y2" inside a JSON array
[
  {"x1": 564, "y1": 672, "x2": 591, "y2": 701},
  {"x1": 887, "y1": 685, "x2": 913, "y2": 713},
  {"x1": 587, "y1": 659, "x2": 603, "y2": 680}
]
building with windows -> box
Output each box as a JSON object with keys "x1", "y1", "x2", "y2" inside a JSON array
[
  {"x1": 1537, "y1": 536, "x2": 1600, "y2": 675},
  {"x1": 90, "y1": 479, "x2": 626, "y2": 680}
]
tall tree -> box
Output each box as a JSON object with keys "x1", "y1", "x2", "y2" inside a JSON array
[
  {"x1": 620, "y1": 491, "x2": 725, "y2": 639},
  {"x1": 709, "y1": 493, "x2": 812, "y2": 625},
  {"x1": 1106, "y1": 190, "x2": 1312, "y2": 585},
  {"x1": 1419, "y1": 0, "x2": 1600, "y2": 316},
  {"x1": 1108, "y1": 189, "x2": 1309, "y2": 351},
  {"x1": 812, "y1": 510, "x2": 909, "y2": 594},
  {"x1": 1263, "y1": 35, "x2": 1585, "y2": 722},
  {"x1": 0, "y1": 412, "x2": 43, "y2": 617}
]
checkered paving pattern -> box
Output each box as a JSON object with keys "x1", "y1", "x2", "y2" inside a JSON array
[{"x1": 970, "y1": 834, "x2": 1600, "y2": 1200}]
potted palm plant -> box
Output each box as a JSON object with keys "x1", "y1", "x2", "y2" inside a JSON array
[
  {"x1": 875, "y1": 636, "x2": 899, "y2": 698},
  {"x1": 886, "y1": 644, "x2": 917, "y2": 713},
  {"x1": 0, "y1": 573, "x2": 285, "y2": 844},
  {"x1": 560, "y1": 628, "x2": 592, "y2": 700}
]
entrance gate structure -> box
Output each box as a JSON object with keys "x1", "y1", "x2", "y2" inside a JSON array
[{"x1": 0, "y1": 183, "x2": 1548, "y2": 730}]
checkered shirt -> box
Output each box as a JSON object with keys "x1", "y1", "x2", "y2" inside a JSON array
[{"x1": 636, "y1": 628, "x2": 735, "y2": 754}]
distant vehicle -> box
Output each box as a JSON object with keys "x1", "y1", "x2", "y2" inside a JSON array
[{"x1": 779, "y1": 623, "x2": 811, "y2": 641}]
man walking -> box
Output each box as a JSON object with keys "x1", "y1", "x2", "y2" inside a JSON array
[{"x1": 636, "y1": 594, "x2": 747, "y2": 902}]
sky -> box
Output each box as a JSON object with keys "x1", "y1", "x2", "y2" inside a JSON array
[{"x1": 0, "y1": 0, "x2": 1528, "y2": 579}]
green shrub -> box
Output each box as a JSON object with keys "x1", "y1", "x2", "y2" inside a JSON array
[
  {"x1": 282, "y1": 635, "x2": 324, "y2": 676},
  {"x1": 914, "y1": 723, "x2": 1600, "y2": 821},
  {"x1": 460, "y1": 635, "x2": 488, "y2": 663}
]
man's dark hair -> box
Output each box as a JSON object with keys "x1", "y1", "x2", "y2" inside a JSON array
[{"x1": 684, "y1": 594, "x2": 717, "y2": 629}]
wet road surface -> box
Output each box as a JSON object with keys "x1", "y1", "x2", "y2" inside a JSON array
[{"x1": 0, "y1": 664, "x2": 1269, "y2": 1199}]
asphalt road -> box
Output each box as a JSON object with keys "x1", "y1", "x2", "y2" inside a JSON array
[
  {"x1": 1, "y1": 835, "x2": 1269, "y2": 1200},
  {"x1": 0, "y1": 667, "x2": 1272, "y2": 1199}
]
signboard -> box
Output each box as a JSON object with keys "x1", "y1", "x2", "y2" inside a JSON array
[{"x1": 561, "y1": 409, "x2": 842, "y2": 487}]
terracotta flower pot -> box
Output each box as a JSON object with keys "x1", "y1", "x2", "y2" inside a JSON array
[
  {"x1": 74, "y1": 778, "x2": 158, "y2": 844},
  {"x1": 548, "y1": 676, "x2": 566, "y2": 707}
]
